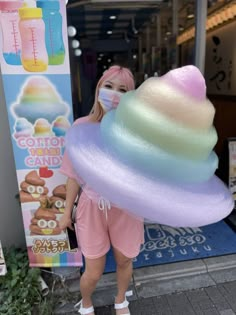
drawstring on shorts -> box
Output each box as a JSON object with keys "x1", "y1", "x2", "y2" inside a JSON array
[{"x1": 98, "y1": 197, "x2": 111, "y2": 220}]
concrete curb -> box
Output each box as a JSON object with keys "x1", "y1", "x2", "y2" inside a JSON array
[{"x1": 54, "y1": 254, "x2": 236, "y2": 311}]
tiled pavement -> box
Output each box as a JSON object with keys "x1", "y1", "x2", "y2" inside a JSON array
[
  {"x1": 54, "y1": 216, "x2": 236, "y2": 314},
  {"x1": 54, "y1": 254, "x2": 236, "y2": 315},
  {"x1": 95, "y1": 281, "x2": 236, "y2": 315}
]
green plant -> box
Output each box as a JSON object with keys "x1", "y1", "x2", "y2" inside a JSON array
[
  {"x1": 35, "y1": 292, "x2": 58, "y2": 315},
  {"x1": 0, "y1": 247, "x2": 76, "y2": 315},
  {"x1": 0, "y1": 247, "x2": 42, "y2": 315}
]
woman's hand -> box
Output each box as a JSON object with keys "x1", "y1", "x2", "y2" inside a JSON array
[
  {"x1": 59, "y1": 213, "x2": 74, "y2": 231},
  {"x1": 59, "y1": 178, "x2": 79, "y2": 231}
]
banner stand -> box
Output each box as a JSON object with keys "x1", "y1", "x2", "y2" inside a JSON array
[
  {"x1": 0, "y1": 0, "x2": 82, "y2": 268},
  {"x1": 0, "y1": 241, "x2": 7, "y2": 276}
]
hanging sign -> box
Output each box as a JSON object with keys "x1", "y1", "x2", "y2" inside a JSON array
[{"x1": 205, "y1": 21, "x2": 236, "y2": 95}]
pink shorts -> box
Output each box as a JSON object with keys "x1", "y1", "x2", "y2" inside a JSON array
[{"x1": 75, "y1": 192, "x2": 144, "y2": 259}]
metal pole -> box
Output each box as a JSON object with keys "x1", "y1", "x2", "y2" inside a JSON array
[
  {"x1": 194, "y1": 0, "x2": 207, "y2": 74},
  {"x1": 138, "y1": 35, "x2": 143, "y2": 72},
  {"x1": 146, "y1": 26, "x2": 150, "y2": 55},
  {"x1": 156, "y1": 14, "x2": 161, "y2": 48},
  {"x1": 156, "y1": 14, "x2": 161, "y2": 74},
  {"x1": 172, "y1": 0, "x2": 178, "y2": 69},
  {"x1": 146, "y1": 26, "x2": 151, "y2": 74}
]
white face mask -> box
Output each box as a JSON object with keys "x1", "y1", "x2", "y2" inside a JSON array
[{"x1": 98, "y1": 87, "x2": 124, "y2": 112}]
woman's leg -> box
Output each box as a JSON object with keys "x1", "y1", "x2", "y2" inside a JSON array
[
  {"x1": 80, "y1": 255, "x2": 106, "y2": 309},
  {"x1": 113, "y1": 247, "x2": 133, "y2": 314},
  {"x1": 75, "y1": 194, "x2": 110, "y2": 310}
]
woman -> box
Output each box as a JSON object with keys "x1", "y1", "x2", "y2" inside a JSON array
[{"x1": 59, "y1": 65, "x2": 144, "y2": 315}]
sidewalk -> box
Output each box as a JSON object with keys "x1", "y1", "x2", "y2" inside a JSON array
[
  {"x1": 54, "y1": 254, "x2": 236, "y2": 314},
  {"x1": 95, "y1": 280, "x2": 236, "y2": 315}
]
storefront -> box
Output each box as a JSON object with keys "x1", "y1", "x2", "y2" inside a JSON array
[
  {"x1": 67, "y1": 0, "x2": 236, "y2": 272},
  {"x1": 0, "y1": 0, "x2": 236, "y2": 274},
  {"x1": 179, "y1": 1, "x2": 236, "y2": 209}
]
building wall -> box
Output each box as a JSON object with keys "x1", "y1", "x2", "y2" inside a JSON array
[{"x1": 0, "y1": 73, "x2": 25, "y2": 247}]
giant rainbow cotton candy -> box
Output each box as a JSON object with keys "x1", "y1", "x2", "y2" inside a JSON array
[
  {"x1": 66, "y1": 66, "x2": 234, "y2": 227},
  {"x1": 13, "y1": 76, "x2": 69, "y2": 123}
]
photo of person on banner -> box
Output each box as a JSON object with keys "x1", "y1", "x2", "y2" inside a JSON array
[{"x1": 59, "y1": 65, "x2": 143, "y2": 315}]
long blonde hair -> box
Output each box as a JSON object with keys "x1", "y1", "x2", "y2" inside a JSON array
[{"x1": 89, "y1": 65, "x2": 135, "y2": 122}]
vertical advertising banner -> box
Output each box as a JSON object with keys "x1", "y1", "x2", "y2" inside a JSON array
[{"x1": 0, "y1": 0, "x2": 82, "y2": 267}]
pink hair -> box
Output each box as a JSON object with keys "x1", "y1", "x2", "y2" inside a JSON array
[{"x1": 89, "y1": 65, "x2": 135, "y2": 122}]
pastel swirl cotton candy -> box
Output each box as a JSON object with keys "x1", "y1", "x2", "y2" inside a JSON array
[
  {"x1": 13, "y1": 77, "x2": 69, "y2": 123},
  {"x1": 14, "y1": 118, "x2": 33, "y2": 139},
  {"x1": 114, "y1": 72, "x2": 217, "y2": 160},
  {"x1": 34, "y1": 118, "x2": 54, "y2": 137},
  {"x1": 52, "y1": 116, "x2": 71, "y2": 137},
  {"x1": 100, "y1": 65, "x2": 218, "y2": 182},
  {"x1": 137, "y1": 66, "x2": 214, "y2": 129},
  {"x1": 101, "y1": 110, "x2": 218, "y2": 183},
  {"x1": 66, "y1": 66, "x2": 234, "y2": 227}
]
